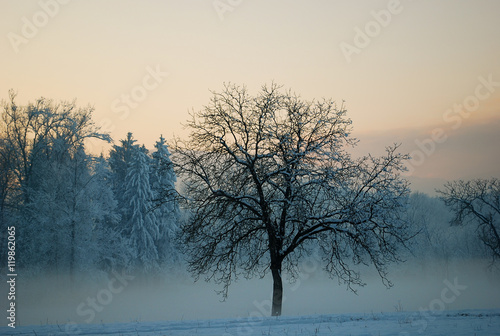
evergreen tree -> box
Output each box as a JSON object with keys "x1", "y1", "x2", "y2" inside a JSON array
[
  {"x1": 89, "y1": 155, "x2": 131, "y2": 272},
  {"x1": 150, "y1": 135, "x2": 180, "y2": 268},
  {"x1": 108, "y1": 132, "x2": 139, "y2": 223},
  {"x1": 124, "y1": 148, "x2": 160, "y2": 272}
]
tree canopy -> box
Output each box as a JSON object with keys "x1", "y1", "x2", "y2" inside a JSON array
[
  {"x1": 438, "y1": 178, "x2": 500, "y2": 264},
  {"x1": 174, "y1": 83, "x2": 412, "y2": 316}
]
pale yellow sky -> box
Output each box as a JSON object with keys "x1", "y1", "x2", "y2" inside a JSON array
[{"x1": 1, "y1": 0, "x2": 499, "y2": 191}]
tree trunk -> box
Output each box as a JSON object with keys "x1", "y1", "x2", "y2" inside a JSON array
[
  {"x1": 70, "y1": 219, "x2": 75, "y2": 284},
  {"x1": 271, "y1": 266, "x2": 283, "y2": 316}
]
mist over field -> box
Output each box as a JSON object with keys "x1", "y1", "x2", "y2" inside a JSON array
[{"x1": 7, "y1": 258, "x2": 499, "y2": 327}]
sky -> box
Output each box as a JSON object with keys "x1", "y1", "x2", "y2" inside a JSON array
[{"x1": 1, "y1": 0, "x2": 499, "y2": 194}]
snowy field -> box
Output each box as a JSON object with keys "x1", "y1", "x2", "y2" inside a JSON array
[{"x1": 1, "y1": 309, "x2": 500, "y2": 336}]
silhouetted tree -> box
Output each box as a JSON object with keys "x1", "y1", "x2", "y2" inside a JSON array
[
  {"x1": 174, "y1": 83, "x2": 412, "y2": 316},
  {"x1": 438, "y1": 178, "x2": 500, "y2": 264}
]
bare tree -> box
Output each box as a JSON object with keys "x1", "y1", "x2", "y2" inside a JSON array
[
  {"x1": 174, "y1": 83, "x2": 411, "y2": 316},
  {"x1": 438, "y1": 178, "x2": 500, "y2": 263},
  {"x1": 1, "y1": 90, "x2": 111, "y2": 275},
  {"x1": 1, "y1": 90, "x2": 110, "y2": 205}
]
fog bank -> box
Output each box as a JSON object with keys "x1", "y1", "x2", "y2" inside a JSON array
[{"x1": 2, "y1": 258, "x2": 499, "y2": 327}]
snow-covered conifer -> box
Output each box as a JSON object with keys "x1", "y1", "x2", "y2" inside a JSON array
[
  {"x1": 150, "y1": 135, "x2": 180, "y2": 268},
  {"x1": 124, "y1": 148, "x2": 160, "y2": 272}
]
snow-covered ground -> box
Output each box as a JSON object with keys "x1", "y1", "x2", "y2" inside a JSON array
[{"x1": 2, "y1": 309, "x2": 499, "y2": 336}]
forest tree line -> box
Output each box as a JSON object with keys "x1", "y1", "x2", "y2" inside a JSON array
[
  {"x1": 0, "y1": 92, "x2": 179, "y2": 280},
  {"x1": 0, "y1": 91, "x2": 494, "y2": 282}
]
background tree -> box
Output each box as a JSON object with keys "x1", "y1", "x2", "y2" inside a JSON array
[
  {"x1": 404, "y1": 192, "x2": 486, "y2": 275},
  {"x1": 438, "y1": 178, "x2": 500, "y2": 264},
  {"x1": 110, "y1": 133, "x2": 179, "y2": 273},
  {"x1": 1, "y1": 92, "x2": 183, "y2": 278},
  {"x1": 151, "y1": 135, "x2": 181, "y2": 269},
  {"x1": 0, "y1": 91, "x2": 126, "y2": 276},
  {"x1": 124, "y1": 148, "x2": 160, "y2": 272},
  {"x1": 89, "y1": 155, "x2": 131, "y2": 272},
  {"x1": 1, "y1": 91, "x2": 108, "y2": 204},
  {"x1": 108, "y1": 132, "x2": 141, "y2": 229},
  {"x1": 174, "y1": 83, "x2": 412, "y2": 316}
]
